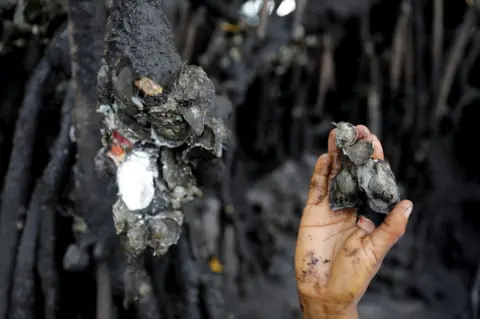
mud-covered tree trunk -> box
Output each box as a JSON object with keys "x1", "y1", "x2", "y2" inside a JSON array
[{"x1": 67, "y1": 0, "x2": 112, "y2": 229}]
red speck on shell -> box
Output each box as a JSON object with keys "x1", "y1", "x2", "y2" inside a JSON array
[{"x1": 112, "y1": 130, "x2": 133, "y2": 149}]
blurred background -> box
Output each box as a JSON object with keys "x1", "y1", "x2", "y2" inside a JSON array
[{"x1": 0, "y1": 0, "x2": 480, "y2": 318}]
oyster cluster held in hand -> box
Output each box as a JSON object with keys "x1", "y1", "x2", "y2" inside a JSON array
[{"x1": 329, "y1": 122, "x2": 400, "y2": 214}]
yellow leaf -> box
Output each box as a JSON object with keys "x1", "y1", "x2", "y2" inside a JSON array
[
  {"x1": 209, "y1": 257, "x2": 224, "y2": 273},
  {"x1": 220, "y1": 22, "x2": 241, "y2": 33}
]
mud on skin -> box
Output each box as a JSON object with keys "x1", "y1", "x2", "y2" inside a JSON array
[
  {"x1": 297, "y1": 250, "x2": 330, "y2": 285},
  {"x1": 329, "y1": 122, "x2": 400, "y2": 214}
]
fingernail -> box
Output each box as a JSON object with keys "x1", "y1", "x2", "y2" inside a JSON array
[{"x1": 404, "y1": 205, "x2": 413, "y2": 218}]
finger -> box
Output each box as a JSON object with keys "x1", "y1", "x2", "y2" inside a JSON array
[
  {"x1": 364, "y1": 200, "x2": 413, "y2": 261},
  {"x1": 327, "y1": 152, "x2": 341, "y2": 182},
  {"x1": 356, "y1": 125, "x2": 371, "y2": 140},
  {"x1": 364, "y1": 134, "x2": 384, "y2": 160},
  {"x1": 327, "y1": 128, "x2": 339, "y2": 154},
  {"x1": 307, "y1": 154, "x2": 331, "y2": 205},
  {"x1": 346, "y1": 216, "x2": 375, "y2": 243},
  {"x1": 356, "y1": 215, "x2": 376, "y2": 234},
  {"x1": 327, "y1": 126, "x2": 341, "y2": 182}
]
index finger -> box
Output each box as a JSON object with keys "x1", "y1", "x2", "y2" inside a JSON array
[
  {"x1": 307, "y1": 154, "x2": 331, "y2": 205},
  {"x1": 364, "y1": 134, "x2": 384, "y2": 160}
]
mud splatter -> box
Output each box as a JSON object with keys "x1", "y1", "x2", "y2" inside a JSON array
[
  {"x1": 324, "y1": 271, "x2": 330, "y2": 280},
  {"x1": 314, "y1": 279, "x2": 322, "y2": 289},
  {"x1": 297, "y1": 250, "x2": 324, "y2": 283},
  {"x1": 297, "y1": 269, "x2": 314, "y2": 283},
  {"x1": 305, "y1": 250, "x2": 319, "y2": 266},
  {"x1": 343, "y1": 247, "x2": 359, "y2": 257},
  {"x1": 352, "y1": 256, "x2": 361, "y2": 265}
]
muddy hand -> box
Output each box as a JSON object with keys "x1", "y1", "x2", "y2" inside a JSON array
[{"x1": 295, "y1": 125, "x2": 413, "y2": 318}]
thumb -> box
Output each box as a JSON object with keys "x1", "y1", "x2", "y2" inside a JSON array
[{"x1": 365, "y1": 200, "x2": 413, "y2": 262}]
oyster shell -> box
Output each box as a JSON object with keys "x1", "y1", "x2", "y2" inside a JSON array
[
  {"x1": 329, "y1": 169, "x2": 360, "y2": 210},
  {"x1": 329, "y1": 122, "x2": 400, "y2": 214},
  {"x1": 333, "y1": 121, "x2": 358, "y2": 148}
]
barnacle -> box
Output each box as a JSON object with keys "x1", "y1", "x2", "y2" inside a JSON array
[
  {"x1": 333, "y1": 122, "x2": 358, "y2": 148},
  {"x1": 329, "y1": 122, "x2": 400, "y2": 214},
  {"x1": 329, "y1": 169, "x2": 360, "y2": 210}
]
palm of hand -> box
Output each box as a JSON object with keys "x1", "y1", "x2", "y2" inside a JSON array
[
  {"x1": 296, "y1": 199, "x2": 378, "y2": 305},
  {"x1": 295, "y1": 126, "x2": 412, "y2": 313}
]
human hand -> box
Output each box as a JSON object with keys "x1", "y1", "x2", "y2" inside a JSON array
[{"x1": 295, "y1": 125, "x2": 413, "y2": 319}]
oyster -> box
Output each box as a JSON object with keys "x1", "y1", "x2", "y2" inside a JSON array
[
  {"x1": 333, "y1": 122, "x2": 358, "y2": 148},
  {"x1": 329, "y1": 169, "x2": 361, "y2": 210},
  {"x1": 358, "y1": 159, "x2": 400, "y2": 214},
  {"x1": 329, "y1": 122, "x2": 400, "y2": 214}
]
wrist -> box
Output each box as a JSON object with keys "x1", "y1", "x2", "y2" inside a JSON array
[
  {"x1": 302, "y1": 305, "x2": 358, "y2": 319},
  {"x1": 299, "y1": 296, "x2": 358, "y2": 319}
]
